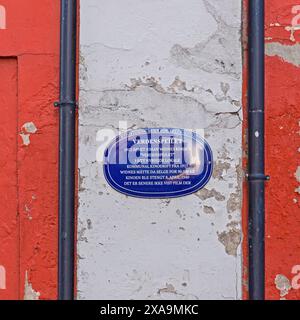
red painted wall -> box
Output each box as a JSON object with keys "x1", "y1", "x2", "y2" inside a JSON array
[
  {"x1": 265, "y1": 0, "x2": 300, "y2": 300},
  {"x1": 243, "y1": 0, "x2": 300, "y2": 300},
  {"x1": 0, "y1": 0, "x2": 60, "y2": 299},
  {"x1": 0, "y1": 58, "x2": 19, "y2": 299}
]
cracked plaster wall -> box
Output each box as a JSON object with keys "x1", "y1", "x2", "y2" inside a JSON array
[{"x1": 78, "y1": 0, "x2": 243, "y2": 299}]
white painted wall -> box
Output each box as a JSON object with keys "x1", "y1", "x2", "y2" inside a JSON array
[{"x1": 78, "y1": 0, "x2": 243, "y2": 300}]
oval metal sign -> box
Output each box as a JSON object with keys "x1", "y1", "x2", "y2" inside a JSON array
[{"x1": 103, "y1": 128, "x2": 213, "y2": 198}]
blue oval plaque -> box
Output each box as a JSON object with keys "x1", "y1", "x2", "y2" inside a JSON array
[{"x1": 103, "y1": 128, "x2": 213, "y2": 198}]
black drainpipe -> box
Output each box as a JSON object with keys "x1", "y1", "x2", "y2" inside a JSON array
[
  {"x1": 248, "y1": 0, "x2": 269, "y2": 300},
  {"x1": 55, "y1": 0, "x2": 77, "y2": 300}
]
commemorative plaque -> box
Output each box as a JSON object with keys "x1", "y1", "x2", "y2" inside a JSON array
[{"x1": 103, "y1": 128, "x2": 213, "y2": 198}]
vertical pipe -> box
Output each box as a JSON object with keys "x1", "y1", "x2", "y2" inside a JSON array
[
  {"x1": 58, "y1": 0, "x2": 77, "y2": 300},
  {"x1": 248, "y1": 0, "x2": 267, "y2": 300}
]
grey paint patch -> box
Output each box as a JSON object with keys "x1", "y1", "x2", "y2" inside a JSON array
[
  {"x1": 265, "y1": 42, "x2": 300, "y2": 67},
  {"x1": 24, "y1": 272, "x2": 40, "y2": 300}
]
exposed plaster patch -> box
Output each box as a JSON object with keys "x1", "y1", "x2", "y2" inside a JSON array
[
  {"x1": 168, "y1": 76, "x2": 187, "y2": 93},
  {"x1": 0, "y1": 265, "x2": 6, "y2": 289},
  {"x1": 126, "y1": 77, "x2": 165, "y2": 93},
  {"x1": 20, "y1": 122, "x2": 38, "y2": 146},
  {"x1": 227, "y1": 193, "x2": 240, "y2": 213},
  {"x1": 275, "y1": 274, "x2": 292, "y2": 299},
  {"x1": 266, "y1": 42, "x2": 300, "y2": 67},
  {"x1": 195, "y1": 188, "x2": 225, "y2": 202},
  {"x1": 217, "y1": 227, "x2": 241, "y2": 257},
  {"x1": 20, "y1": 133, "x2": 31, "y2": 146},
  {"x1": 157, "y1": 283, "x2": 177, "y2": 295},
  {"x1": 213, "y1": 161, "x2": 231, "y2": 180},
  {"x1": 295, "y1": 167, "x2": 300, "y2": 183},
  {"x1": 24, "y1": 272, "x2": 40, "y2": 300},
  {"x1": 23, "y1": 122, "x2": 37, "y2": 134},
  {"x1": 203, "y1": 206, "x2": 215, "y2": 215}
]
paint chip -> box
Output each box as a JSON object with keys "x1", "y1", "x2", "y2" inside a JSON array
[
  {"x1": 203, "y1": 205, "x2": 215, "y2": 214},
  {"x1": 24, "y1": 272, "x2": 40, "y2": 300},
  {"x1": 23, "y1": 122, "x2": 37, "y2": 134},
  {"x1": 0, "y1": 265, "x2": 6, "y2": 290},
  {"x1": 275, "y1": 274, "x2": 291, "y2": 299},
  {"x1": 20, "y1": 122, "x2": 38, "y2": 146},
  {"x1": 20, "y1": 133, "x2": 31, "y2": 146},
  {"x1": 217, "y1": 227, "x2": 241, "y2": 257},
  {"x1": 158, "y1": 283, "x2": 176, "y2": 295},
  {"x1": 295, "y1": 167, "x2": 300, "y2": 183}
]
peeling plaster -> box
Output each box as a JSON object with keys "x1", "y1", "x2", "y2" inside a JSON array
[
  {"x1": 195, "y1": 188, "x2": 225, "y2": 202},
  {"x1": 157, "y1": 283, "x2": 177, "y2": 295},
  {"x1": 0, "y1": 265, "x2": 6, "y2": 290},
  {"x1": 295, "y1": 167, "x2": 300, "y2": 183},
  {"x1": 126, "y1": 77, "x2": 165, "y2": 94},
  {"x1": 227, "y1": 193, "x2": 240, "y2": 214},
  {"x1": 203, "y1": 206, "x2": 215, "y2": 215},
  {"x1": 20, "y1": 122, "x2": 37, "y2": 146},
  {"x1": 217, "y1": 227, "x2": 241, "y2": 257},
  {"x1": 24, "y1": 272, "x2": 40, "y2": 300},
  {"x1": 275, "y1": 274, "x2": 292, "y2": 299},
  {"x1": 23, "y1": 122, "x2": 37, "y2": 134},
  {"x1": 20, "y1": 133, "x2": 31, "y2": 146},
  {"x1": 213, "y1": 161, "x2": 231, "y2": 180}
]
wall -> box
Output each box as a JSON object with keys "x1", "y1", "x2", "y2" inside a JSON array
[
  {"x1": 78, "y1": 0, "x2": 243, "y2": 299},
  {"x1": 0, "y1": 0, "x2": 297, "y2": 301},
  {"x1": 0, "y1": 0, "x2": 60, "y2": 299},
  {"x1": 264, "y1": 0, "x2": 300, "y2": 300}
]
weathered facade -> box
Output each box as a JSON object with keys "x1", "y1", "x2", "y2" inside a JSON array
[{"x1": 0, "y1": 0, "x2": 299, "y2": 300}]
